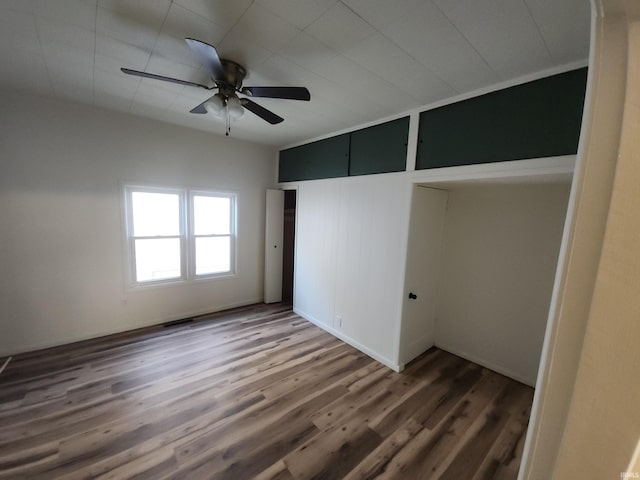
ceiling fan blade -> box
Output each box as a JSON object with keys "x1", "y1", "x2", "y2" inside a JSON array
[
  {"x1": 241, "y1": 86, "x2": 310, "y2": 101},
  {"x1": 189, "y1": 96, "x2": 215, "y2": 114},
  {"x1": 241, "y1": 99, "x2": 284, "y2": 124},
  {"x1": 120, "y1": 68, "x2": 213, "y2": 90},
  {"x1": 185, "y1": 38, "x2": 225, "y2": 81}
]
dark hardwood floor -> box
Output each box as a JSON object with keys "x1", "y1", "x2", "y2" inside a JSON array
[{"x1": 0, "y1": 304, "x2": 533, "y2": 479}]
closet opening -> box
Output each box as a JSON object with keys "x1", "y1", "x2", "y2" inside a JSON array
[{"x1": 400, "y1": 178, "x2": 572, "y2": 386}]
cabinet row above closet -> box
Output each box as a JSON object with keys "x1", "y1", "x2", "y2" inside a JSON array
[
  {"x1": 278, "y1": 117, "x2": 409, "y2": 182},
  {"x1": 278, "y1": 67, "x2": 587, "y2": 183}
]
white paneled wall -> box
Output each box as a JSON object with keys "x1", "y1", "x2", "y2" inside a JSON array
[
  {"x1": 334, "y1": 174, "x2": 411, "y2": 365},
  {"x1": 294, "y1": 180, "x2": 342, "y2": 328},
  {"x1": 294, "y1": 173, "x2": 411, "y2": 369}
]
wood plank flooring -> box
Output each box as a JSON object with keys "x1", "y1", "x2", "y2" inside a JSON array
[{"x1": 0, "y1": 304, "x2": 533, "y2": 479}]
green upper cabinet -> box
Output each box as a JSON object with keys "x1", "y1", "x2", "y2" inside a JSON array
[
  {"x1": 278, "y1": 134, "x2": 350, "y2": 182},
  {"x1": 416, "y1": 68, "x2": 588, "y2": 170},
  {"x1": 349, "y1": 117, "x2": 409, "y2": 176},
  {"x1": 278, "y1": 69, "x2": 586, "y2": 181},
  {"x1": 279, "y1": 117, "x2": 410, "y2": 182}
]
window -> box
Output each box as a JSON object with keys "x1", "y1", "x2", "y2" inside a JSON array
[
  {"x1": 191, "y1": 193, "x2": 233, "y2": 276},
  {"x1": 124, "y1": 185, "x2": 235, "y2": 286}
]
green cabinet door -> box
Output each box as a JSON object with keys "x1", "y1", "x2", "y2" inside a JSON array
[
  {"x1": 279, "y1": 134, "x2": 350, "y2": 182},
  {"x1": 416, "y1": 68, "x2": 587, "y2": 170},
  {"x1": 349, "y1": 117, "x2": 409, "y2": 176}
]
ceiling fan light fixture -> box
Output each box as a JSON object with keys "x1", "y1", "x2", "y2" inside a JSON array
[
  {"x1": 204, "y1": 94, "x2": 224, "y2": 116},
  {"x1": 227, "y1": 96, "x2": 244, "y2": 120}
]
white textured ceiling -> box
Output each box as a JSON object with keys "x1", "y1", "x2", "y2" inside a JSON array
[{"x1": 0, "y1": 0, "x2": 590, "y2": 147}]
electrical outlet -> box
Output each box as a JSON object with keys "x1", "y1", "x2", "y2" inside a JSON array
[{"x1": 336, "y1": 315, "x2": 342, "y2": 328}]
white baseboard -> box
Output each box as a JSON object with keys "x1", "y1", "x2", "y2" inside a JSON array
[
  {"x1": 294, "y1": 307, "x2": 402, "y2": 372},
  {"x1": 0, "y1": 297, "x2": 264, "y2": 357},
  {"x1": 435, "y1": 341, "x2": 535, "y2": 387}
]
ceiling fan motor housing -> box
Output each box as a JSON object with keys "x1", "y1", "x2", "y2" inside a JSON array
[{"x1": 218, "y1": 59, "x2": 247, "y2": 95}]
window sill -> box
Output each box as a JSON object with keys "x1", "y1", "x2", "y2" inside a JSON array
[{"x1": 126, "y1": 272, "x2": 237, "y2": 293}]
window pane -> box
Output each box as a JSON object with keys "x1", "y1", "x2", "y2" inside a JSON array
[
  {"x1": 194, "y1": 196, "x2": 230, "y2": 235},
  {"x1": 132, "y1": 192, "x2": 180, "y2": 236},
  {"x1": 135, "y1": 238, "x2": 181, "y2": 282},
  {"x1": 195, "y1": 236, "x2": 230, "y2": 275}
]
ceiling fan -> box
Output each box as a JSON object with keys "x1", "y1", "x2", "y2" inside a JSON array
[{"x1": 121, "y1": 38, "x2": 311, "y2": 135}]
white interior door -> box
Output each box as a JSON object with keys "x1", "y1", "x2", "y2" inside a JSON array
[
  {"x1": 399, "y1": 185, "x2": 449, "y2": 365},
  {"x1": 264, "y1": 189, "x2": 284, "y2": 303}
]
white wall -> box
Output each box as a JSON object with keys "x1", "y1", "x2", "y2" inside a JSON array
[
  {"x1": 0, "y1": 90, "x2": 275, "y2": 356},
  {"x1": 294, "y1": 173, "x2": 411, "y2": 369},
  {"x1": 399, "y1": 186, "x2": 448, "y2": 366},
  {"x1": 435, "y1": 183, "x2": 570, "y2": 385}
]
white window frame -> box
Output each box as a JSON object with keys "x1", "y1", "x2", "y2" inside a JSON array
[
  {"x1": 188, "y1": 190, "x2": 237, "y2": 279},
  {"x1": 123, "y1": 184, "x2": 236, "y2": 289}
]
